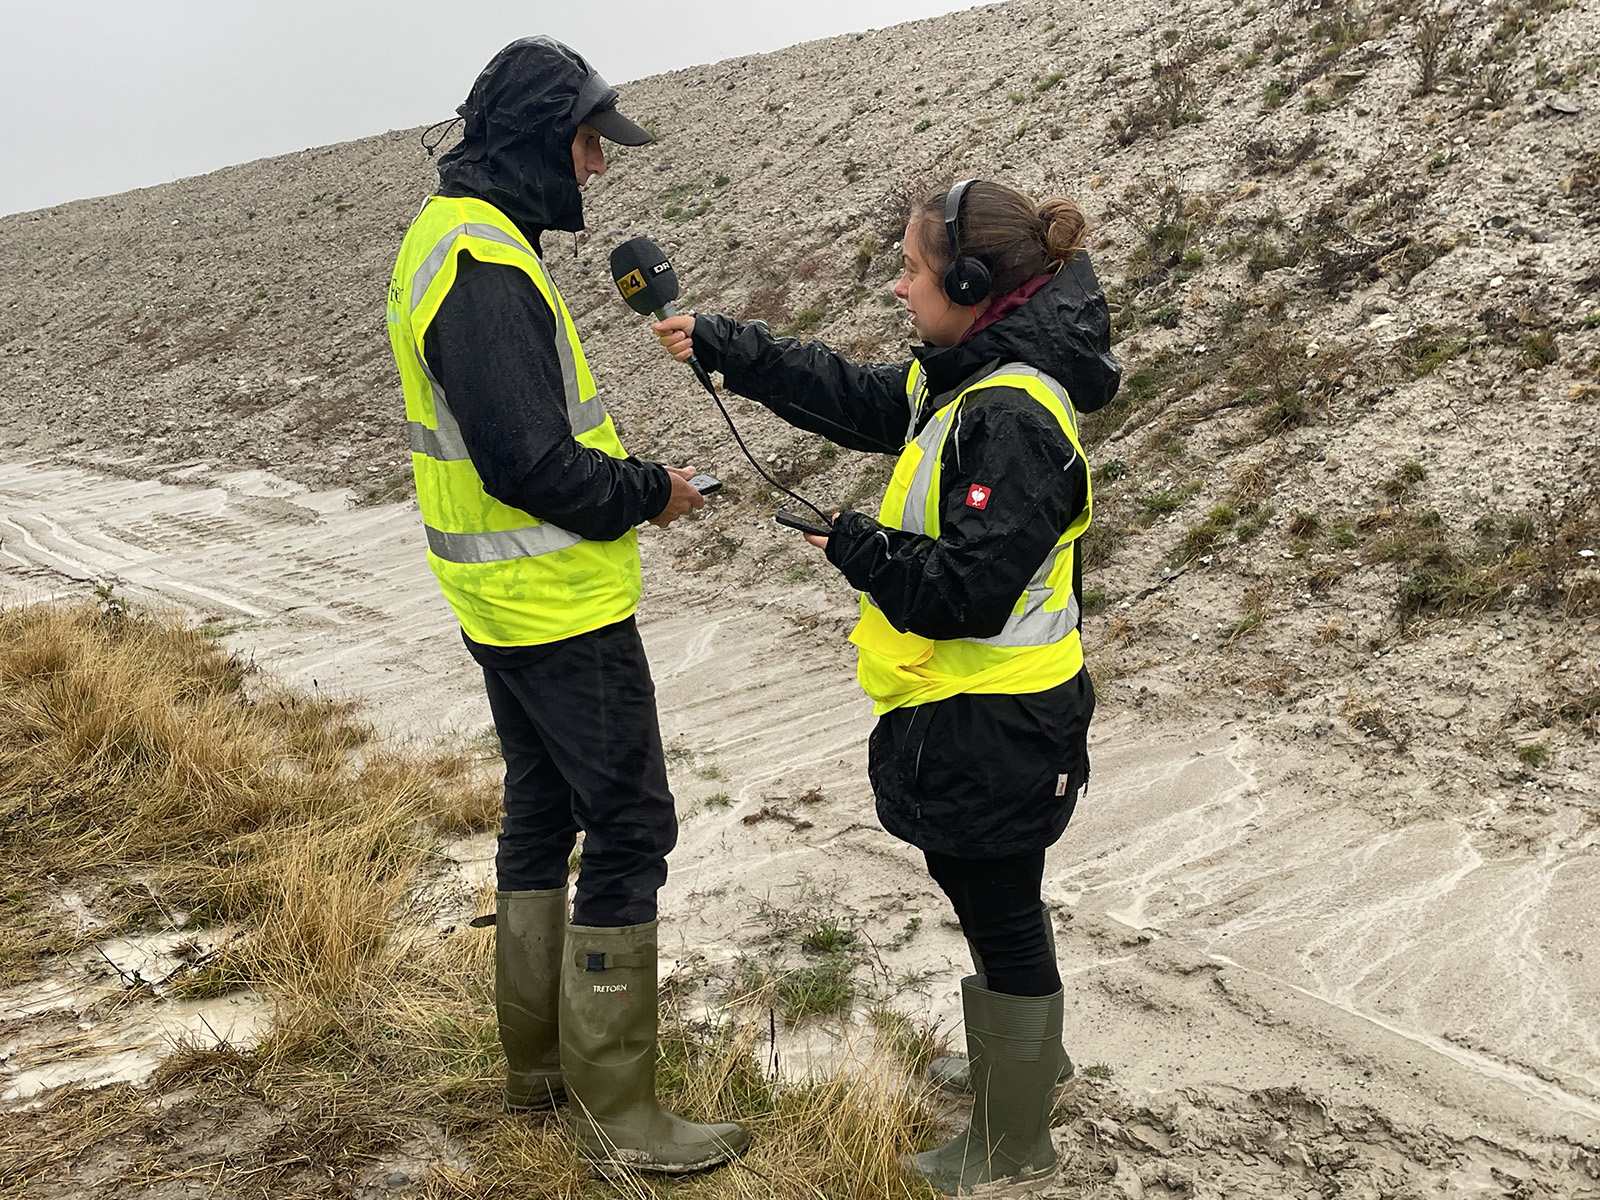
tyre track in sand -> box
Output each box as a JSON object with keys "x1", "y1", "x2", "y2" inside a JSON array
[{"x1": 3, "y1": 456, "x2": 1597, "y2": 1191}]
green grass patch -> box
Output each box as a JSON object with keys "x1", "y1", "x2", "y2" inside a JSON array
[
  {"x1": 1141, "y1": 489, "x2": 1189, "y2": 520},
  {"x1": 1246, "y1": 237, "x2": 1293, "y2": 278},
  {"x1": 1078, "y1": 522, "x2": 1125, "y2": 569},
  {"x1": 1401, "y1": 325, "x2": 1473, "y2": 377},
  {"x1": 775, "y1": 956, "x2": 857, "y2": 1021},
  {"x1": 870, "y1": 1006, "x2": 950, "y2": 1074},
  {"x1": 1179, "y1": 503, "x2": 1238, "y2": 559},
  {"x1": 1520, "y1": 328, "x2": 1558, "y2": 369},
  {"x1": 1287, "y1": 510, "x2": 1321, "y2": 538},
  {"x1": 1124, "y1": 354, "x2": 1184, "y2": 403},
  {"x1": 778, "y1": 304, "x2": 827, "y2": 338},
  {"x1": 1397, "y1": 552, "x2": 1517, "y2": 618},
  {"x1": 799, "y1": 916, "x2": 858, "y2": 955},
  {"x1": 1078, "y1": 349, "x2": 1196, "y2": 447},
  {"x1": 1235, "y1": 504, "x2": 1275, "y2": 542}
]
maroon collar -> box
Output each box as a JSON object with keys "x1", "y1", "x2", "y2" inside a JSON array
[{"x1": 961, "y1": 273, "x2": 1054, "y2": 343}]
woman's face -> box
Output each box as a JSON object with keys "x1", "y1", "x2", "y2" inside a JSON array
[{"x1": 893, "y1": 218, "x2": 980, "y2": 347}]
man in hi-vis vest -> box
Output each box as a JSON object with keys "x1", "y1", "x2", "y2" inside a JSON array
[{"x1": 386, "y1": 38, "x2": 747, "y2": 1175}]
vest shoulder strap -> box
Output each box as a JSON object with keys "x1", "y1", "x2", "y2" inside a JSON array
[
  {"x1": 405, "y1": 198, "x2": 558, "y2": 332},
  {"x1": 959, "y1": 361, "x2": 1079, "y2": 440}
]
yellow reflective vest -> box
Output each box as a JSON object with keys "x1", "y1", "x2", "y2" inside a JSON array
[
  {"x1": 386, "y1": 196, "x2": 641, "y2": 646},
  {"x1": 848, "y1": 361, "x2": 1092, "y2": 714}
]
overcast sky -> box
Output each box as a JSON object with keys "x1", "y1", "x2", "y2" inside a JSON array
[{"x1": 0, "y1": 0, "x2": 986, "y2": 216}]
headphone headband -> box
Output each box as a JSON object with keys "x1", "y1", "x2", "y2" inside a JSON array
[
  {"x1": 944, "y1": 178, "x2": 975, "y2": 265},
  {"x1": 941, "y1": 179, "x2": 991, "y2": 307}
]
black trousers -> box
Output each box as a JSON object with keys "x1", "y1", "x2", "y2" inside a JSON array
[
  {"x1": 478, "y1": 618, "x2": 677, "y2": 927},
  {"x1": 924, "y1": 849, "x2": 1060, "y2": 997}
]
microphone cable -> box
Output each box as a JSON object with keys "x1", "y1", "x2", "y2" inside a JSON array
[
  {"x1": 677, "y1": 357, "x2": 833, "y2": 528},
  {"x1": 609, "y1": 236, "x2": 836, "y2": 531}
]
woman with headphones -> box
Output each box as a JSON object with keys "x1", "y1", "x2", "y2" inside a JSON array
[{"x1": 655, "y1": 179, "x2": 1119, "y2": 1197}]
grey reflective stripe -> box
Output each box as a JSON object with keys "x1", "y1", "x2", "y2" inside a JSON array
[
  {"x1": 406, "y1": 344, "x2": 472, "y2": 461},
  {"x1": 965, "y1": 541, "x2": 1080, "y2": 647},
  {"x1": 962, "y1": 365, "x2": 1082, "y2": 646},
  {"x1": 407, "y1": 219, "x2": 608, "y2": 442},
  {"x1": 904, "y1": 363, "x2": 929, "y2": 443},
  {"x1": 901, "y1": 362, "x2": 1070, "y2": 534},
  {"x1": 550, "y1": 293, "x2": 608, "y2": 437},
  {"x1": 858, "y1": 577, "x2": 1078, "y2": 648},
  {"x1": 969, "y1": 593, "x2": 1081, "y2": 648},
  {"x1": 900, "y1": 403, "x2": 960, "y2": 534},
  {"x1": 425, "y1": 522, "x2": 583, "y2": 564},
  {"x1": 987, "y1": 361, "x2": 1079, "y2": 439},
  {"x1": 410, "y1": 222, "x2": 533, "y2": 312},
  {"x1": 408, "y1": 402, "x2": 469, "y2": 461}
]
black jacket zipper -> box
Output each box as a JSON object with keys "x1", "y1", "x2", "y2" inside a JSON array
[{"x1": 909, "y1": 706, "x2": 935, "y2": 819}]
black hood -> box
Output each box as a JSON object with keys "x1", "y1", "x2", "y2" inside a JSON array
[
  {"x1": 436, "y1": 37, "x2": 616, "y2": 243},
  {"x1": 914, "y1": 253, "x2": 1122, "y2": 415}
]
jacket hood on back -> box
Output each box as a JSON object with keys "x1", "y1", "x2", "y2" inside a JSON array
[
  {"x1": 436, "y1": 37, "x2": 612, "y2": 243},
  {"x1": 914, "y1": 254, "x2": 1122, "y2": 414}
]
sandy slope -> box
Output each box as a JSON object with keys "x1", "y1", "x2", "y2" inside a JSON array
[
  {"x1": 3, "y1": 457, "x2": 1596, "y2": 1195},
  {"x1": 4, "y1": 0, "x2": 1600, "y2": 1189}
]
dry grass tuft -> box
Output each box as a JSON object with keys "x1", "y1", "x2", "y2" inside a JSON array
[
  {"x1": 1231, "y1": 462, "x2": 1271, "y2": 511},
  {"x1": 0, "y1": 601, "x2": 498, "y2": 993},
  {"x1": 1, "y1": 601, "x2": 949, "y2": 1198}
]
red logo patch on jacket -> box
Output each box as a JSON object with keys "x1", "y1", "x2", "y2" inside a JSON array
[{"x1": 965, "y1": 483, "x2": 992, "y2": 510}]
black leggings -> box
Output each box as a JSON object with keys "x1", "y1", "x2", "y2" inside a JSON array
[{"x1": 924, "y1": 849, "x2": 1060, "y2": 997}]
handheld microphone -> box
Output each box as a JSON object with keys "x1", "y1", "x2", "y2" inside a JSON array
[
  {"x1": 609, "y1": 236, "x2": 833, "y2": 532},
  {"x1": 609, "y1": 237, "x2": 716, "y2": 394}
]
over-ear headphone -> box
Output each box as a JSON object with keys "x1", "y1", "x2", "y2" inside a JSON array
[{"x1": 942, "y1": 179, "x2": 992, "y2": 307}]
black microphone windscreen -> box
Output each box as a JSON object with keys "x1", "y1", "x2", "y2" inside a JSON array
[{"x1": 610, "y1": 237, "x2": 681, "y2": 316}]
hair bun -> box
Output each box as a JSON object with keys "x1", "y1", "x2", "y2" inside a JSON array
[{"x1": 1038, "y1": 197, "x2": 1087, "y2": 265}]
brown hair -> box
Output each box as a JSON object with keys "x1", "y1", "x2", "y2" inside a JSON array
[{"x1": 912, "y1": 182, "x2": 1087, "y2": 299}]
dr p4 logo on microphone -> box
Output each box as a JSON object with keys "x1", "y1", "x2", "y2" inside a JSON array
[{"x1": 965, "y1": 483, "x2": 992, "y2": 510}]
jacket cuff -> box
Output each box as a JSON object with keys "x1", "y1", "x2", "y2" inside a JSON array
[
  {"x1": 689, "y1": 312, "x2": 737, "y2": 374},
  {"x1": 635, "y1": 459, "x2": 674, "y2": 524},
  {"x1": 823, "y1": 509, "x2": 882, "y2": 591}
]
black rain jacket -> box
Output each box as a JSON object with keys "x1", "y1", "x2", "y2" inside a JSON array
[
  {"x1": 690, "y1": 257, "x2": 1120, "y2": 857},
  {"x1": 419, "y1": 39, "x2": 670, "y2": 662}
]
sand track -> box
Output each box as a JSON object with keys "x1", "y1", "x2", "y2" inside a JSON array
[{"x1": 2, "y1": 458, "x2": 1597, "y2": 1194}]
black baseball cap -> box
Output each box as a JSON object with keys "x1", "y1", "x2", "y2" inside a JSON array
[{"x1": 569, "y1": 56, "x2": 653, "y2": 145}]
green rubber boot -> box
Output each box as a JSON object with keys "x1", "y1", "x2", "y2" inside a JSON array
[
  {"x1": 496, "y1": 889, "x2": 568, "y2": 1111},
  {"x1": 928, "y1": 910, "x2": 1073, "y2": 1093},
  {"x1": 559, "y1": 921, "x2": 750, "y2": 1175},
  {"x1": 907, "y1": 977, "x2": 1065, "y2": 1197}
]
